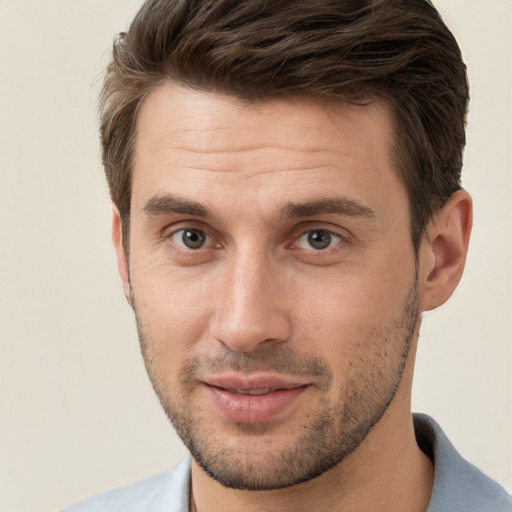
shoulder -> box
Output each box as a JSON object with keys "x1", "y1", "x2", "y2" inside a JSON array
[
  {"x1": 414, "y1": 414, "x2": 512, "y2": 512},
  {"x1": 59, "y1": 457, "x2": 191, "y2": 512}
]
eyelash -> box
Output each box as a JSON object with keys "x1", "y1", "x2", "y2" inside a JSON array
[
  {"x1": 293, "y1": 228, "x2": 344, "y2": 251},
  {"x1": 168, "y1": 227, "x2": 217, "y2": 251},
  {"x1": 165, "y1": 224, "x2": 346, "y2": 254}
]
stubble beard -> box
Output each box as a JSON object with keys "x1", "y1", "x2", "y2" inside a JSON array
[{"x1": 133, "y1": 274, "x2": 419, "y2": 491}]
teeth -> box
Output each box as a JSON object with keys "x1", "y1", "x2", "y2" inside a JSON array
[
  {"x1": 230, "y1": 388, "x2": 272, "y2": 395},
  {"x1": 247, "y1": 388, "x2": 271, "y2": 395}
]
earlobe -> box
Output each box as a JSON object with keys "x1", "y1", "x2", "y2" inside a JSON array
[
  {"x1": 418, "y1": 189, "x2": 473, "y2": 312},
  {"x1": 111, "y1": 206, "x2": 132, "y2": 307}
]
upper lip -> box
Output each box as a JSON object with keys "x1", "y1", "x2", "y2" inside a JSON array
[{"x1": 202, "y1": 374, "x2": 310, "y2": 393}]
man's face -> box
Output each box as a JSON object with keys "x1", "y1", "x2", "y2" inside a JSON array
[{"x1": 123, "y1": 84, "x2": 420, "y2": 489}]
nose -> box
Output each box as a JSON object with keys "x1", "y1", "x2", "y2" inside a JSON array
[{"x1": 209, "y1": 253, "x2": 291, "y2": 353}]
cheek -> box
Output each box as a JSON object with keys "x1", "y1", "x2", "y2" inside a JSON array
[
  {"x1": 292, "y1": 261, "x2": 415, "y2": 359},
  {"x1": 295, "y1": 261, "x2": 408, "y2": 321},
  {"x1": 130, "y1": 260, "x2": 217, "y2": 361}
]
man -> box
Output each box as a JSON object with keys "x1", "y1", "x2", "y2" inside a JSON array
[{"x1": 62, "y1": 0, "x2": 511, "y2": 510}]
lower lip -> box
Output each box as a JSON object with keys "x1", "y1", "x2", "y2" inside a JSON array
[{"x1": 203, "y1": 384, "x2": 308, "y2": 423}]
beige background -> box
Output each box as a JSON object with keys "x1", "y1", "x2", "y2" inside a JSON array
[{"x1": 0, "y1": 1, "x2": 510, "y2": 511}]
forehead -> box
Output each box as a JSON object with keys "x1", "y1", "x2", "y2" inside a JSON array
[
  {"x1": 131, "y1": 83, "x2": 404, "y2": 217},
  {"x1": 135, "y1": 83, "x2": 393, "y2": 159}
]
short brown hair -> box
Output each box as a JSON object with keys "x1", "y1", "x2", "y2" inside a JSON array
[{"x1": 100, "y1": 0, "x2": 469, "y2": 251}]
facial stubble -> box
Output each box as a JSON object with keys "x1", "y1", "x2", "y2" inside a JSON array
[{"x1": 133, "y1": 273, "x2": 419, "y2": 491}]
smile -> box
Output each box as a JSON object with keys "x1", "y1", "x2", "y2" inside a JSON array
[{"x1": 202, "y1": 377, "x2": 309, "y2": 423}]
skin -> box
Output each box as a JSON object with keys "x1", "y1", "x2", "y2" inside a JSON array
[{"x1": 113, "y1": 83, "x2": 472, "y2": 512}]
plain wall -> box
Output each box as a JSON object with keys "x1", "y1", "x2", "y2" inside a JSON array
[{"x1": 0, "y1": 1, "x2": 510, "y2": 510}]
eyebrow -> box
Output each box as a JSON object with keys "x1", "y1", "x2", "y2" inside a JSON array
[
  {"x1": 143, "y1": 194, "x2": 215, "y2": 218},
  {"x1": 280, "y1": 197, "x2": 376, "y2": 220},
  {"x1": 142, "y1": 194, "x2": 375, "y2": 221}
]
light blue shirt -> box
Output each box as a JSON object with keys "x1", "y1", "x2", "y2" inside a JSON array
[{"x1": 60, "y1": 414, "x2": 511, "y2": 512}]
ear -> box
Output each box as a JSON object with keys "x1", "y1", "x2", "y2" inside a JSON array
[
  {"x1": 111, "y1": 205, "x2": 132, "y2": 307},
  {"x1": 418, "y1": 189, "x2": 473, "y2": 312}
]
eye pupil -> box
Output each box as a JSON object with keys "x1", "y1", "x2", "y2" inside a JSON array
[
  {"x1": 183, "y1": 229, "x2": 206, "y2": 249},
  {"x1": 308, "y1": 230, "x2": 331, "y2": 249}
]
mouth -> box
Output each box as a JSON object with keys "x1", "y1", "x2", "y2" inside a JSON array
[
  {"x1": 220, "y1": 387, "x2": 277, "y2": 396},
  {"x1": 201, "y1": 375, "x2": 310, "y2": 423}
]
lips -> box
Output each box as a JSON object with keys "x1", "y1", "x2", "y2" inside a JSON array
[{"x1": 201, "y1": 375, "x2": 309, "y2": 423}]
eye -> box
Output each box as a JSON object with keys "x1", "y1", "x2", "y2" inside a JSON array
[
  {"x1": 171, "y1": 228, "x2": 211, "y2": 249},
  {"x1": 296, "y1": 229, "x2": 342, "y2": 250}
]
